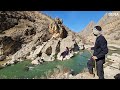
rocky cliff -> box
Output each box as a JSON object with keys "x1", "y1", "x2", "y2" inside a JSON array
[
  {"x1": 0, "y1": 11, "x2": 82, "y2": 66},
  {"x1": 79, "y1": 21, "x2": 96, "y2": 44},
  {"x1": 79, "y1": 11, "x2": 120, "y2": 45}
]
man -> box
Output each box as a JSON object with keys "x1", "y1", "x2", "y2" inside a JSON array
[{"x1": 87, "y1": 26, "x2": 108, "y2": 79}]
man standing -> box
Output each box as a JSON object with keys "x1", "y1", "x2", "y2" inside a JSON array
[{"x1": 87, "y1": 26, "x2": 108, "y2": 79}]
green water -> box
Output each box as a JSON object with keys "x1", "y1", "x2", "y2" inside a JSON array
[{"x1": 0, "y1": 50, "x2": 91, "y2": 79}]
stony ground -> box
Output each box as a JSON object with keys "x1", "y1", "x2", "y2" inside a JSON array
[{"x1": 48, "y1": 44, "x2": 120, "y2": 79}]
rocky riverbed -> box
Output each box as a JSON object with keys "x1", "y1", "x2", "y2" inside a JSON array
[
  {"x1": 0, "y1": 50, "x2": 91, "y2": 79},
  {"x1": 0, "y1": 11, "x2": 120, "y2": 79},
  {"x1": 48, "y1": 45, "x2": 120, "y2": 79}
]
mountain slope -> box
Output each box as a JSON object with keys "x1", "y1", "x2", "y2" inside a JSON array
[
  {"x1": 79, "y1": 21, "x2": 96, "y2": 44},
  {"x1": 0, "y1": 11, "x2": 82, "y2": 66},
  {"x1": 79, "y1": 11, "x2": 120, "y2": 45}
]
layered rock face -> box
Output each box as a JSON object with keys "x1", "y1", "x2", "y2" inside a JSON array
[
  {"x1": 0, "y1": 11, "x2": 82, "y2": 65},
  {"x1": 97, "y1": 11, "x2": 120, "y2": 44},
  {"x1": 79, "y1": 21, "x2": 96, "y2": 44},
  {"x1": 79, "y1": 11, "x2": 120, "y2": 45}
]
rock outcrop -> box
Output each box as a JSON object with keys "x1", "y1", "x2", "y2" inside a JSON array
[
  {"x1": 0, "y1": 11, "x2": 82, "y2": 65},
  {"x1": 0, "y1": 55, "x2": 6, "y2": 61}
]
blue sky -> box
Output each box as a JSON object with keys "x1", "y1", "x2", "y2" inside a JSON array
[{"x1": 42, "y1": 11, "x2": 110, "y2": 33}]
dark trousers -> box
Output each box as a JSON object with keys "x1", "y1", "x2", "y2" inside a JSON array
[{"x1": 87, "y1": 57, "x2": 105, "y2": 79}]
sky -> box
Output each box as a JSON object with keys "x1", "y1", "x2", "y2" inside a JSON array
[{"x1": 42, "y1": 11, "x2": 109, "y2": 33}]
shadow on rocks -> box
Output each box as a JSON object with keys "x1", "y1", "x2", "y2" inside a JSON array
[{"x1": 114, "y1": 73, "x2": 120, "y2": 79}]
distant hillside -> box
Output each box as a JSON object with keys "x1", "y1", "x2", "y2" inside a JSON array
[
  {"x1": 79, "y1": 11, "x2": 120, "y2": 45},
  {"x1": 79, "y1": 21, "x2": 96, "y2": 44}
]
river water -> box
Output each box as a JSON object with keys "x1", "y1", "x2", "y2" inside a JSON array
[{"x1": 0, "y1": 50, "x2": 91, "y2": 79}]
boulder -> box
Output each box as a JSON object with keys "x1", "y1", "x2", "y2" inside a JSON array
[
  {"x1": 40, "y1": 39, "x2": 61, "y2": 61},
  {"x1": 114, "y1": 73, "x2": 120, "y2": 79},
  {"x1": 57, "y1": 36, "x2": 79, "y2": 60},
  {"x1": 31, "y1": 57, "x2": 41, "y2": 65},
  {"x1": 41, "y1": 53, "x2": 54, "y2": 62},
  {"x1": 60, "y1": 26, "x2": 68, "y2": 39},
  {"x1": 6, "y1": 60, "x2": 14, "y2": 65},
  {"x1": 27, "y1": 42, "x2": 47, "y2": 60},
  {"x1": 0, "y1": 55, "x2": 6, "y2": 61}
]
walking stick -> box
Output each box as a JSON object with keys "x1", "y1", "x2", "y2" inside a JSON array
[{"x1": 86, "y1": 49, "x2": 97, "y2": 77}]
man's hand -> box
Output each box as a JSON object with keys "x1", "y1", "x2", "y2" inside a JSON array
[{"x1": 92, "y1": 56, "x2": 98, "y2": 60}]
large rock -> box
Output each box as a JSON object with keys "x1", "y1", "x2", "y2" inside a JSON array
[
  {"x1": 104, "y1": 65, "x2": 120, "y2": 79},
  {"x1": 59, "y1": 26, "x2": 68, "y2": 39},
  {"x1": 114, "y1": 73, "x2": 120, "y2": 79},
  {"x1": 27, "y1": 42, "x2": 47, "y2": 60},
  {"x1": 40, "y1": 40, "x2": 61, "y2": 61},
  {"x1": 0, "y1": 55, "x2": 6, "y2": 61},
  {"x1": 31, "y1": 57, "x2": 41, "y2": 65},
  {"x1": 41, "y1": 53, "x2": 53, "y2": 61},
  {"x1": 57, "y1": 36, "x2": 79, "y2": 60}
]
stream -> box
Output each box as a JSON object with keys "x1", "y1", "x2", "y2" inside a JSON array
[{"x1": 0, "y1": 50, "x2": 91, "y2": 79}]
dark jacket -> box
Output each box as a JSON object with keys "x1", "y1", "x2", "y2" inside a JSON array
[
  {"x1": 60, "y1": 49, "x2": 69, "y2": 58},
  {"x1": 91, "y1": 35, "x2": 108, "y2": 61}
]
